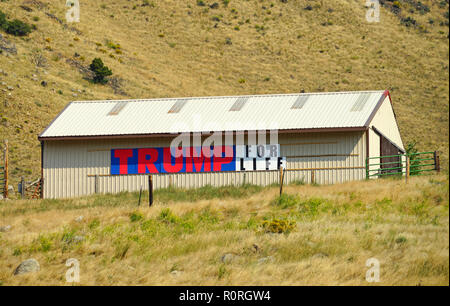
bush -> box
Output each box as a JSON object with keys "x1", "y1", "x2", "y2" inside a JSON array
[
  {"x1": 106, "y1": 40, "x2": 121, "y2": 50},
  {"x1": 392, "y1": 1, "x2": 401, "y2": 9},
  {"x1": 130, "y1": 211, "x2": 144, "y2": 222},
  {"x1": 395, "y1": 236, "x2": 407, "y2": 244},
  {"x1": 0, "y1": 10, "x2": 7, "y2": 30},
  {"x1": 158, "y1": 208, "x2": 179, "y2": 224},
  {"x1": 401, "y1": 16, "x2": 417, "y2": 27},
  {"x1": 89, "y1": 58, "x2": 113, "y2": 84},
  {"x1": 272, "y1": 194, "x2": 299, "y2": 209},
  {"x1": 406, "y1": 141, "x2": 422, "y2": 170},
  {"x1": 262, "y1": 219, "x2": 296, "y2": 234},
  {"x1": 88, "y1": 219, "x2": 100, "y2": 229},
  {"x1": 298, "y1": 198, "x2": 325, "y2": 216},
  {"x1": 5, "y1": 19, "x2": 32, "y2": 36}
]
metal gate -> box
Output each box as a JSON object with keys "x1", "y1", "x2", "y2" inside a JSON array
[{"x1": 366, "y1": 151, "x2": 440, "y2": 179}]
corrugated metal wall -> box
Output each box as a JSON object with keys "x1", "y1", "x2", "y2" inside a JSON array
[
  {"x1": 369, "y1": 96, "x2": 404, "y2": 150},
  {"x1": 43, "y1": 131, "x2": 367, "y2": 199},
  {"x1": 368, "y1": 128, "x2": 381, "y2": 179}
]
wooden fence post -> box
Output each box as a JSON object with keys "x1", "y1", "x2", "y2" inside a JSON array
[
  {"x1": 20, "y1": 177, "x2": 25, "y2": 198},
  {"x1": 40, "y1": 178, "x2": 44, "y2": 199},
  {"x1": 405, "y1": 155, "x2": 410, "y2": 183},
  {"x1": 138, "y1": 186, "x2": 142, "y2": 206},
  {"x1": 4, "y1": 140, "x2": 8, "y2": 199},
  {"x1": 434, "y1": 151, "x2": 440, "y2": 173},
  {"x1": 279, "y1": 168, "x2": 283, "y2": 195},
  {"x1": 365, "y1": 157, "x2": 369, "y2": 180},
  {"x1": 149, "y1": 175, "x2": 153, "y2": 207},
  {"x1": 94, "y1": 175, "x2": 99, "y2": 194},
  {"x1": 311, "y1": 170, "x2": 315, "y2": 185},
  {"x1": 279, "y1": 167, "x2": 284, "y2": 196}
]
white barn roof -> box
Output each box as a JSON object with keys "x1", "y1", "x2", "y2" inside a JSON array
[{"x1": 39, "y1": 90, "x2": 391, "y2": 139}]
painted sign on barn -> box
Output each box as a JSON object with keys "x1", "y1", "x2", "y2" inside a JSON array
[{"x1": 111, "y1": 145, "x2": 286, "y2": 175}]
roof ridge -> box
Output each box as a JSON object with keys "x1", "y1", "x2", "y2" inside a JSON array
[{"x1": 70, "y1": 90, "x2": 386, "y2": 104}]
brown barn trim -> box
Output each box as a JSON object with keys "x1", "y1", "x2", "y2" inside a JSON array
[
  {"x1": 286, "y1": 154, "x2": 359, "y2": 158},
  {"x1": 280, "y1": 141, "x2": 339, "y2": 146},
  {"x1": 38, "y1": 127, "x2": 367, "y2": 141},
  {"x1": 371, "y1": 126, "x2": 405, "y2": 153},
  {"x1": 365, "y1": 128, "x2": 370, "y2": 161},
  {"x1": 40, "y1": 141, "x2": 44, "y2": 199},
  {"x1": 364, "y1": 90, "x2": 389, "y2": 128}
]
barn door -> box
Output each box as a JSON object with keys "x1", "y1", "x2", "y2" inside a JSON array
[{"x1": 380, "y1": 134, "x2": 402, "y2": 174}]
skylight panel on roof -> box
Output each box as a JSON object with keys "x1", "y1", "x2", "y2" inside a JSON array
[
  {"x1": 168, "y1": 99, "x2": 188, "y2": 114},
  {"x1": 229, "y1": 97, "x2": 249, "y2": 112},
  {"x1": 107, "y1": 101, "x2": 128, "y2": 116},
  {"x1": 291, "y1": 95, "x2": 310, "y2": 109},
  {"x1": 350, "y1": 93, "x2": 371, "y2": 112}
]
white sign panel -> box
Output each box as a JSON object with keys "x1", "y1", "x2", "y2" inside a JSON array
[{"x1": 235, "y1": 145, "x2": 286, "y2": 171}]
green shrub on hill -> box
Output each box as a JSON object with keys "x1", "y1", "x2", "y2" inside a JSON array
[
  {"x1": 89, "y1": 58, "x2": 113, "y2": 84},
  {"x1": 0, "y1": 10, "x2": 8, "y2": 30},
  {"x1": 262, "y1": 218, "x2": 296, "y2": 234},
  {"x1": 0, "y1": 10, "x2": 32, "y2": 36},
  {"x1": 5, "y1": 19, "x2": 32, "y2": 36}
]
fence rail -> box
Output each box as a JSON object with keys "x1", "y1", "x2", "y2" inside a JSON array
[{"x1": 366, "y1": 151, "x2": 440, "y2": 179}]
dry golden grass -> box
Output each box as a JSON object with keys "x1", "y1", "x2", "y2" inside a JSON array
[
  {"x1": 0, "y1": 175, "x2": 448, "y2": 286},
  {"x1": 0, "y1": 0, "x2": 449, "y2": 186}
]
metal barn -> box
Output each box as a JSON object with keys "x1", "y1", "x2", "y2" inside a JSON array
[{"x1": 38, "y1": 90, "x2": 404, "y2": 199}]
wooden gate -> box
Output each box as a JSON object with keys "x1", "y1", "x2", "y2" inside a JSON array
[
  {"x1": 380, "y1": 134, "x2": 402, "y2": 175},
  {"x1": 19, "y1": 177, "x2": 42, "y2": 199}
]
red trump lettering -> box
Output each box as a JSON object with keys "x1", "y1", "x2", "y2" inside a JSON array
[
  {"x1": 163, "y1": 147, "x2": 184, "y2": 173},
  {"x1": 213, "y1": 146, "x2": 234, "y2": 172},
  {"x1": 114, "y1": 149, "x2": 134, "y2": 174},
  {"x1": 138, "y1": 148, "x2": 159, "y2": 174},
  {"x1": 185, "y1": 147, "x2": 211, "y2": 172}
]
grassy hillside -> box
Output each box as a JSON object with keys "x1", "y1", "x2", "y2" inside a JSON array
[
  {"x1": 0, "y1": 175, "x2": 448, "y2": 285},
  {"x1": 0, "y1": 0, "x2": 448, "y2": 184}
]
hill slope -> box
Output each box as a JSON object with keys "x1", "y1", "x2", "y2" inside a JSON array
[{"x1": 0, "y1": 0, "x2": 449, "y2": 183}]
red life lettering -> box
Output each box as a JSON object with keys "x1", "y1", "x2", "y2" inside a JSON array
[{"x1": 114, "y1": 149, "x2": 134, "y2": 174}]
